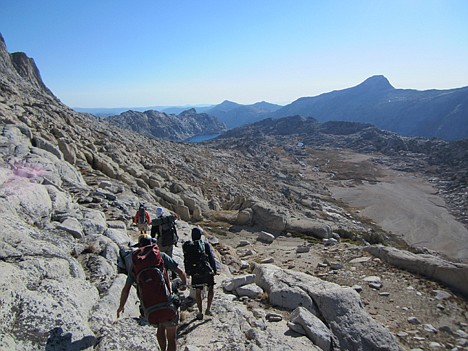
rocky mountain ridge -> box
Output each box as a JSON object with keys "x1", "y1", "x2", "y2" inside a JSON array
[
  {"x1": 270, "y1": 75, "x2": 468, "y2": 141},
  {"x1": 82, "y1": 75, "x2": 468, "y2": 141},
  {"x1": 1, "y1": 33, "x2": 468, "y2": 350},
  {"x1": 103, "y1": 107, "x2": 227, "y2": 141},
  {"x1": 203, "y1": 100, "x2": 282, "y2": 129}
]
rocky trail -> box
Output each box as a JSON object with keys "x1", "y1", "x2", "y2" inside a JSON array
[
  {"x1": 204, "y1": 227, "x2": 468, "y2": 351},
  {"x1": 122, "y1": 222, "x2": 468, "y2": 351}
]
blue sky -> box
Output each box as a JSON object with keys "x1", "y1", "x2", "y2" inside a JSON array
[{"x1": 1, "y1": 0, "x2": 467, "y2": 108}]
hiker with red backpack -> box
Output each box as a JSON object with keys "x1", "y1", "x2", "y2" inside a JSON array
[
  {"x1": 133, "y1": 204, "x2": 151, "y2": 234},
  {"x1": 182, "y1": 226, "x2": 217, "y2": 320},
  {"x1": 117, "y1": 234, "x2": 187, "y2": 351}
]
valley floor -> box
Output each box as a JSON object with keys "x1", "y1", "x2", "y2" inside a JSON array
[{"x1": 330, "y1": 164, "x2": 468, "y2": 262}]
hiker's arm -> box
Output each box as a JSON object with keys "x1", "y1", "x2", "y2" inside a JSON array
[
  {"x1": 145, "y1": 211, "x2": 151, "y2": 223},
  {"x1": 150, "y1": 224, "x2": 157, "y2": 238},
  {"x1": 175, "y1": 267, "x2": 187, "y2": 287},
  {"x1": 117, "y1": 283, "x2": 131, "y2": 318}
]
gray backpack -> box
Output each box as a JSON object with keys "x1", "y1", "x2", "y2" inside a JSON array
[{"x1": 117, "y1": 244, "x2": 134, "y2": 275}]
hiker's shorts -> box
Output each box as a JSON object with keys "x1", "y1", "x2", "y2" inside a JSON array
[
  {"x1": 158, "y1": 244, "x2": 174, "y2": 257},
  {"x1": 137, "y1": 223, "x2": 148, "y2": 232},
  {"x1": 153, "y1": 310, "x2": 180, "y2": 328},
  {"x1": 191, "y1": 272, "x2": 215, "y2": 288}
]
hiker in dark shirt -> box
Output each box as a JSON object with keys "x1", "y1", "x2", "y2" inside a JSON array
[
  {"x1": 151, "y1": 207, "x2": 179, "y2": 257},
  {"x1": 184, "y1": 226, "x2": 217, "y2": 320},
  {"x1": 117, "y1": 235, "x2": 186, "y2": 351}
]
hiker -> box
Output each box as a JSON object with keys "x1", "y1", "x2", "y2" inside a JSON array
[
  {"x1": 151, "y1": 207, "x2": 179, "y2": 257},
  {"x1": 133, "y1": 204, "x2": 151, "y2": 234},
  {"x1": 183, "y1": 226, "x2": 217, "y2": 320},
  {"x1": 117, "y1": 234, "x2": 187, "y2": 351}
]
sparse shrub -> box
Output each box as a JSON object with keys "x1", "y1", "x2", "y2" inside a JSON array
[
  {"x1": 361, "y1": 230, "x2": 385, "y2": 245},
  {"x1": 290, "y1": 232, "x2": 321, "y2": 244},
  {"x1": 335, "y1": 228, "x2": 357, "y2": 240},
  {"x1": 258, "y1": 292, "x2": 269, "y2": 303},
  {"x1": 335, "y1": 228, "x2": 386, "y2": 245}
]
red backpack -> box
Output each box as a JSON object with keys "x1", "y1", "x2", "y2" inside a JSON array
[{"x1": 131, "y1": 244, "x2": 177, "y2": 324}]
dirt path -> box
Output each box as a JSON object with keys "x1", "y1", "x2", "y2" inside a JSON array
[{"x1": 330, "y1": 168, "x2": 468, "y2": 261}]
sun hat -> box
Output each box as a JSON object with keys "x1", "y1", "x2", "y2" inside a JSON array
[
  {"x1": 156, "y1": 207, "x2": 164, "y2": 217},
  {"x1": 137, "y1": 234, "x2": 155, "y2": 247}
]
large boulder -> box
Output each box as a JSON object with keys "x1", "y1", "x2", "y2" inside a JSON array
[
  {"x1": 222, "y1": 274, "x2": 256, "y2": 292},
  {"x1": 286, "y1": 218, "x2": 332, "y2": 239},
  {"x1": 56, "y1": 217, "x2": 84, "y2": 239},
  {"x1": 242, "y1": 198, "x2": 289, "y2": 232},
  {"x1": 58, "y1": 137, "x2": 77, "y2": 165},
  {"x1": 180, "y1": 189, "x2": 210, "y2": 214},
  {"x1": 0, "y1": 175, "x2": 53, "y2": 225},
  {"x1": 365, "y1": 245, "x2": 468, "y2": 297},
  {"x1": 81, "y1": 208, "x2": 108, "y2": 235},
  {"x1": 257, "y1": 231, "x2": 275, "y2": 243},
  {"x1": 46, "y1": 185, "x2": 79, "y2": 215},
  {"x1": 33, "y1": 135, "x2": 63, "y2": 160},
  {"x1": 154, "y1": 188, "x2": 184, "y2": 207},
  {"x1": 254, "y1": 264, "x2": 401, "y2": 351},
  {"x1": 0, "y1": 221, "x2": 100, "y2": 350},
  {"x1": 236, "y1": 208, "x2": 253, "y2": 225},
  {"x1": 2, "y1": 124, "x2": 32, "y2": 156},
  {"x1": 92, "y1": 154, "x2": 120, "y2": 179},
  {"x1": 290, "y1": 306, "x2": 333, "y2": 351},
  {"x1": 104, "y1": 227, "x2": 130, "y2": 245}
]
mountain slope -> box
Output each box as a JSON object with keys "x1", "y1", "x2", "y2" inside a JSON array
[{"x1": 270, "y1": 75, "x2": 468, "y2": 140}]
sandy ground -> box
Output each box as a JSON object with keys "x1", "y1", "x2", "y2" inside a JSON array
[{"x1": 330, "y1": 168, "x2": 468, "y2": 262}]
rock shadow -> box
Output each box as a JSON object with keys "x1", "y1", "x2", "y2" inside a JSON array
[
  {"x1": 45, "y1": 327, "x2": 96, "y2": 351},
  {"x1": 177, "y1": 317, "x2": 210, "y2": 337}
]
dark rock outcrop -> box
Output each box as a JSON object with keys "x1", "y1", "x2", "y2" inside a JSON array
[
  {"x1": 205, "y1": 100, "x2": 282, "y2": 129},
  {"x1": 0, "y1": 33, "x2": 56, "y2": 99},
  {"x1": 104, "y1": 108, "x2": 226, "y2": 141}
]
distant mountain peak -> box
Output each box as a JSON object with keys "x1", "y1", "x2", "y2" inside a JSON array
[
  {"x1": 218, "y1": 100, "x2": 240, "y2": 108},
  {"x1": 358, "y1": 75, "x2": 394, "y2": 91},
  {"x1": 179, "y1": 108, "x2": 197, "y2": 115}
]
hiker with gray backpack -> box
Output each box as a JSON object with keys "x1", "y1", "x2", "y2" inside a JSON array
[
  {"x1": 182, "y1": 226, "x2": 217, "y2": 320},
  {"x1": 151, "y1": 207, "x2": 179, "y2": 257},
  {"x1": 117, "y1": 234, "x2": 187, "y2": 351}
]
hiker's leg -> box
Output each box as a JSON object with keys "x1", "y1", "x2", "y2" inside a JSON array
[
  {"x1": 206, "y1": 286, "x2": 214, "y2": 313},
  {"x1": 166, "y1": 326, "x2": 177, "y2": 351},
  {"x1": 195, "y1": 288, "x2": 203, "y2": 313},
  {"x1": 156, "y1": 326, "x2": 167, "y2": 351},
  {"x1": 164, "y1": 246, "x2": 177, "y2": 278}
]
